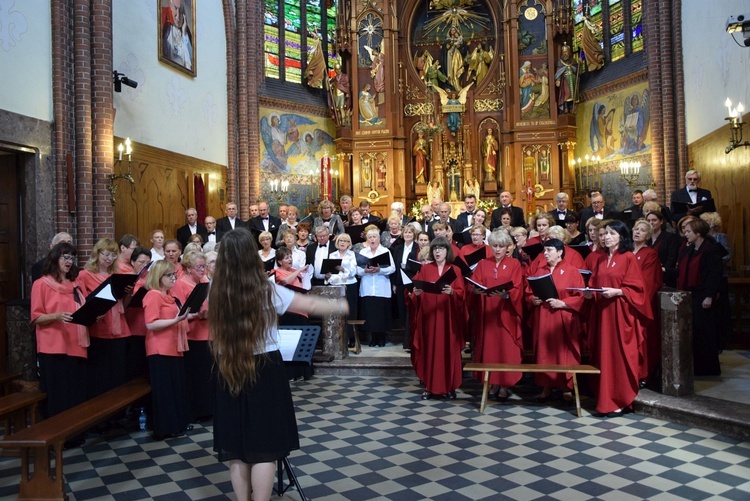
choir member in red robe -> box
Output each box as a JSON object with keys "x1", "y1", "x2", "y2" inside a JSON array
[
  {"x1": 677, "y1": 218, "x2": 723, "y2": 376},
  {"x1": 632, "y1": 219, "x2": 662, "y2": 383},
  {"x1": 526, "y1": 239, "x2": 586, "y2": 401},
  {"x1": 469, "y1": 230, "x2": 524, "y2": 401},
  {"x1": 31, "y1": 242, "x2": 88, "y2": 419},
  {"x1": 408, "y1": 237, "x2": 466, "y2": 400},
  {"x1": 527, "y1": 225, "x2": 585, "y2": 275},
  {"x1": 461, "y1": 225, "x2": 494, "y2": 347},
  {"x1": 588, "y1": 220, "x2": 648, "y2": 416}
]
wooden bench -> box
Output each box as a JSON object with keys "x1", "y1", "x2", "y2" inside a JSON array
[
  {"x1": 0, "y1": 377, "x2": 151, "y2": 500},
  {"x1": 0, "y1": 390, "x2": 46, "y2": 441},
  {"x1": 463, "y1": 363, "x2": 601, "y2": 417},
  {"x1": 347, "y1": 320, "x2": 365, "y2": 355},
  {"x1": 0, "y1": 370, "x2": 23, "y2": 396}
]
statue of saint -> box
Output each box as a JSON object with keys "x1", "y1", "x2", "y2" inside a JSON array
[
  {"x1": 443, "y1": 27, "x2": 466, "y2": 91},
  {"x1": 361, "y1": 158, "x2": 372, "y2": 188},
  {"x1": 305, "y1": 36, "x2": 325, "y2": 89},
  {"x1": 427, "y1": 178, "x2": 443, "y2": 203},
  {"x1": 326, "y1": 64, "x2": 351, "y2": 125},
  {"x1": 413, "y1": 133, "x2": 429, "y2": 184},
  {"x1": 358, "y1": 84, "x2": 382, "y2": 126},
  {"x1": 555, "y1": 43, "x2": 578, "y2": 114},
  {"x1": 481, "y1": 128, "x2": 498, "y2": 182}
]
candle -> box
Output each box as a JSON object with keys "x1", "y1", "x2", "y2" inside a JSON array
[{"x1": 117, "y1": 143, "x2": 123, "y2": 161}]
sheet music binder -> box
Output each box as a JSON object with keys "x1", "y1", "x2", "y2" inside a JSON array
[{"x1": 70, "y1": 281, "x2": 118, "y2": 326}]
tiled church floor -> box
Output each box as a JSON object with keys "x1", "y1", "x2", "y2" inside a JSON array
[{"x1": 1, "y1": 373, "x2": 749, "y2": 500}]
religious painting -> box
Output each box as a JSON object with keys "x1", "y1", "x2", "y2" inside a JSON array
[
  {"x1": 259, "y1": 108, "x2": 335, "y2": 174},
  {"x1": 158, "y1": 0, "x2": 197, "y2": 77},
  {"x1": 518, "y1": 1, "x2": 547, "y2": 56},
  {"x1": 578, "y1": 81, "x2": 651, "y2": 161},
  {"x1": 409, "y1": 0, "x2": 498, "y2": 92},
  {"x1": 358, "y1": 152, "x2": 388, "y2": 194},
  {"x1": 357, "y1": 12, "x2": 387, "y2": 117},
  {"x1": 519, "y1": 60, "x2": 550, "y2": 120}
]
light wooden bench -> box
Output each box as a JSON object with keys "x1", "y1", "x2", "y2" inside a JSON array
[
  {"x1": 0, "y1": 390, "x2": 46, "y2": 439},
  {"x1": 0, "y1": 377, "x2": 151, "y2": 500},
  {"x1": 347, "y1": 320, "x2": 365, "y2": 354},
  {"x1": 463, "y1": 362, "x2": 601, "y2": 417}
]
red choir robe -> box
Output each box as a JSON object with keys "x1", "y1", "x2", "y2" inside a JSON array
[
  {"x1": 589, "y1": 250, "x2": 649, "y2": 414},
  {"x1": 408, "y1": 262, "x2": 466, "y2": 395},
  {"x1": 633, "y1": 246, "x2": 663, "y2": 380},
  {"x1": 526, "y1": 261, "x2": 586, "y2": 390},
  {"x1": 470, "y1": 257, "x2": 524, "y2": 386},
  {"x1": 581, "y1": 247, "x2": 607, "y2": 353},
  {"x1": 461, "y1": 243, "x2": 493, "y2": 343}
]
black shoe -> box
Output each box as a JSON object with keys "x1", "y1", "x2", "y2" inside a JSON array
[
  {"x1": 606, "y1": 410, "x2": 624, "y2": 418},
  {"x1": 421, "y1": 391, "x2": 432, "y2": 400},
  {"x1": 369, "y1": 340, "x2": 377, "y2": 347},
  {"x1": 447, "y1": 390, "x2": 457, "y2": 399}
]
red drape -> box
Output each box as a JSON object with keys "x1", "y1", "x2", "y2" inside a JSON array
[{"x1": 194, "y1": 175, "x2": 207, "y2": 223}]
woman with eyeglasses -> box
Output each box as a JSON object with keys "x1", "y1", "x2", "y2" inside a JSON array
[
  {"x1": 78, "y1": 238, "x2": 131, "y2": 398},
  {"x1": 172, "y1": 251, "x2": 213, "y2": 422},
  {"x1": 408, "y1": 237, "x2": 466, "y2": 400},
  {"x1": 143, "y1": 260, "x2": 192, "y2": 439},
  {"x1": 31, "y1": 242, "x2": 88, "y2": 420},
  {"x1": 124, "y1": 246, "x2": 152, "y2": 380}
]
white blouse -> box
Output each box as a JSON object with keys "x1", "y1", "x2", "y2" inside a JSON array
[{"x1": 357, "y1": 245, "x2": 395, "y2": 298}]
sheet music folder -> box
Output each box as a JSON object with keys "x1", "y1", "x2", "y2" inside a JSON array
[
  {"x1": 70, "y1": 281, "x2": 118, "y2": 326},
  {"x1": 527, "y1": 273, "x2": 559, "y2": 300},
  {"x1": 179, "y1": 282, "x2": 210, "y2": 315},
  {"x1": 413, "y1": 267, "x2": 457, "y2": 294}
]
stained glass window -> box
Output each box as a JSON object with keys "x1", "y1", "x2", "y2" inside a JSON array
[
  {"x1": 265, "y1": 0, "x2": 338, "y2": 82},
  {"x1": 571, "y1": 0, "x2": 639, "y2": 73},
  {"x1": 609, "y1": 0, "x2": 625, "y2": 62},
  {"x1": 631, "y1": 0, "x2": 643, "y2": 53}
]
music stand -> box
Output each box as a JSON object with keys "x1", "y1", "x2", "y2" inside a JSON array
[{"x1": 274, "y1": 325, "x2": 320, "y2": 501}]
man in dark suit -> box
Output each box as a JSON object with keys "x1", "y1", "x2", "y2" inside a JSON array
[
  {"x1": 621, "y1": 190, "x2": 644, "y2": 224},
  {"x1": 216, "y1": 202, "x2": 244, "y2": 234},
  {"x1": 420, "y1": 204, "x2": 437, "y2": 239},
  {"x1": 547, "y1": 192, "x2": 573, "y2": 226},
  {"x1": 339, "y1": 195, "x2": 353, "y2": 225},
  {"x1": 578, "y1": 193, "x2": 619, "y2": 232},
  {"x1": 359, "y1": 200, "x2": 381, "y2": 225},
  {"x1": 490, "y1": 190, "x2": 525, "y2": 229},
  {"x1": 436, "y1": 203, "x2": 457, "y2": 232},
  {"x1": 669, "y1": 170, "x2": 712, "y2": 223},
  {"x1": 455, "y1": 194, "x2": 478, "y2": 234},
  {"x1": 247, "y1": 201, "x2": 282, "y2": 237},
  {"x1": 176, "y1": 207, "x2": 208, "y2": 249},
  {"x1": 390, "y1": 201, "x2": 413, "y2": 227},
  {"x1": 305, "y1": 226, "x2": 335, "y2": 286},
  {"x1": 204, "y1": 216, "x2": 223, "y2": 244}
]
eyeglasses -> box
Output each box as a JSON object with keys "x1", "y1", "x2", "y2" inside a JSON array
[
  {"x1": 101, "y1": 252, "x2": 117, "y2": 259},
  {"x1": 471, "y1": 233, "x2": 484, "y2": 237},
  {"x1": 194, "y1": 265, "x2": 206, "y2": 270},
  {"x1": 163, "y1": 272, "x2": 177, "y2": 279},
  {"x1": 61, "y1": 255, "x2": 75, "y2": 262}
]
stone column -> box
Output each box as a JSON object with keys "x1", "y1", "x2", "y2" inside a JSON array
[
  {"x1": 308, "y1": 285, "x2": 347, "y2": 361},
  {"x1": 659, "y1": 289, "x2": 693, "y2": 396},
  {"x1": 6, "y1": 300, "x2": 35, "y2": 380}
]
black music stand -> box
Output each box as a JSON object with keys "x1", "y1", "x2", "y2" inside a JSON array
[{"x1": 274, "y1": 325, "x2": 320, "y2": 501}]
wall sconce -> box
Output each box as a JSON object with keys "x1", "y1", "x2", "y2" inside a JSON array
[
  {"x1": 107, "y1": 137, "x2": 135, "y2": 205},
  {"x1": 725, "y1": 98, "x2": 750, "y2": 153}
]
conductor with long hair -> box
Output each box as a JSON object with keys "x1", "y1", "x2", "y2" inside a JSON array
[{"x1": 209, "y1": 228, "x2": 348, "y2": 501}]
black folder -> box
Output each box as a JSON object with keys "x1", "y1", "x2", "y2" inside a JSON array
[
  {"x1": 320, "y1": 258, "x2": 342, "y2": 274},
  {"x1": 263, "y1": 258, "x2": 275, "y2": 272},
  {"x1": 527, "y1": 273, "x2": 558, "y2": 300},
  {"x1": 413, "y1": 266, "x2": 457, "y2": 294},
  {"x1": 344, "y1": 224, "x2": 367, "y2": 245},
  {"x1": 179, "y1": 282, "x2": 210, "y2": 315},
  {"x1": 453, "y1": 256, "x2": 473, "y2": 277},
  {"x1": 70, "y1": 281, "x2": 118, "y2": 326},
  {"x1": 367, "y1": 251, "x2": 392, "y2": 268},
  {"x1": 463, "y1": 246, "x2": 487, "y2": 268},
  {"x1": 569, "y1": 244, "x2": 593, "y2": 260},
  {"x1": 579, "y1": 269, "x2": 593, "y2": 288},
  {"x1": 521, "y1": 242, "x2": 544, "y2": 260},
  {"x1": 127, "y1": 287, "x2": 148, "y2": 309},
  {"x1": 464, "y1": 277, "x2": 513, "y2": 295},
  {"x1": 671, "y1": 198, "x2": 716, "y2": 215}
]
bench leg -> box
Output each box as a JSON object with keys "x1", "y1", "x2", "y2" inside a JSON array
[
  {"x1": 572, "y1": 374, "x2": 582, "y2": 418},
  {"x1": 479, "y1": 371, "x2": 490, "y2": 414},
  {"x1": 18, "y1": 444, "x2": 66, "y2": 500}
]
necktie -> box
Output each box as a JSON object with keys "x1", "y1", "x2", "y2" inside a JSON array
[
  {"x1": 208, "y1": 231, "x2": 215, "y2": 235},
  {"x1": 688, "y1": 189, "x2": 697, "y2": 193}
]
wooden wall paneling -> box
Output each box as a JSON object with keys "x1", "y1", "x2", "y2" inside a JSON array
[{"x1": 113, "y1": 139, "x2": 226, "y2": 245}]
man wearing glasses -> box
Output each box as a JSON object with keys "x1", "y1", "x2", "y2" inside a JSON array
[{"x1": 670, "y1": 170, "x2": 713, "y2": 223}]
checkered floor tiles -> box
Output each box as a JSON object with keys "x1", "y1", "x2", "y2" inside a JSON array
[{"x1": 1, "y1": 375, "x2": 749, "y2": 500}]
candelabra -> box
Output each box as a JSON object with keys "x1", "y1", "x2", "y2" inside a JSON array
[
  {"x1": 618, "y1": 160, "x2": 654, "y2": 188},
  {"x1": 266, "y1": 177, "x2": 290, "y2": 202},
  {"x1": 724, "y1": 98, "x2": 750, "y2": 154},
  {"x1": 108, "y1": 137, "x2": 135, "y2": 205},
  {"x1": 570, "y1": 154, "x2": 601, "y2": 194}
]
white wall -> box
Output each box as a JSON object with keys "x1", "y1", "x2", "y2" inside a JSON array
[
  {"x1": 683, "y1": 0, "x2": 750, "y2": 144},
  {"x1": 0, "y1": 0, "x2": 53, "y2": 122},
  {"x1": 113, "y1": 0, "x2": 228, "y2": 165}
]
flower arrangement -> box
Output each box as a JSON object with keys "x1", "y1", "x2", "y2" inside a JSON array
[{"x1": 477, "y1": 198, "x2": 498, "y2": 215}]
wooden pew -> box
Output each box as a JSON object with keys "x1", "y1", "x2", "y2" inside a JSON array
[
  {"x1": 0, "y1": 377, "x2": 151, "y2": 500},
  {"x1": 0, "y1": 370, "x2": 23, "y2": 397},
  {"x1": 463, "y1": 362, "x2": 601, "y2": 417},
  {"x1": 0, "y1": 390, "x2": 46, "y2": 439}
]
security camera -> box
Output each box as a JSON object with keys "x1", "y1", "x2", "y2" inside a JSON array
[
  {"x1": 727, "y1": 14, "x2": 750, "y2": 47},
  {"x1": 112, "y1": 70, "x2": 138, "y2": 92}
]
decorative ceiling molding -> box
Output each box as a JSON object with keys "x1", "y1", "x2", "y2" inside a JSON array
[
  {"x1": 580, "y1": 70, "x2": 649, "y2": 101},
  {"x1": 258, "y1": 96, "x2": 329, "y2": 117}
]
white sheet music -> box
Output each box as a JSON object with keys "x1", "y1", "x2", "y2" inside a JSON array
[
  {"x1": 400, "y1": 269, "x2": 412, "y2": 285},
  {"x1": 278, "y1": 329, "x2": 303, "y2": 361},
  {"x1": 95, "y1": 284, "x2": 116, "y2": 302}
]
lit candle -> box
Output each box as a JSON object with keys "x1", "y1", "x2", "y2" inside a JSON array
[
  {"x1": 117, "y1": 143, "x2": 123, "y2": 161},
  {"x1": 726, "y1": 98, "x2": 733, "y2": 116},
  {"x1": 125, "y1": 137, "x2": 132, "y2": 161}
]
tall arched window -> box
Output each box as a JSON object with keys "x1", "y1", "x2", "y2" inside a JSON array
[
  {"x1": 572, "y1": 0, "x2": 642, "y2": 73},
  {"x1": 264, "y1": 0, "x2": 337, "y2": 83}
]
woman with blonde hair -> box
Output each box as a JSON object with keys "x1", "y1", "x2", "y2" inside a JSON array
[
  {"x1": 313, "y1": 199, "x2": 345, "y2": 237},
  {"x1": 276, "y1": 205, "x2": 301, "y2": 246},
  {"x1": 210, "y1": 228, "x2": 347, "y2": 501},
  {"x1": 78, "y1": 238, "x2": 131, "y2": 398},
  {"x1": 143, "y1": 260, "x2": 192, "y2": 439},
  {"x1": 380, "y1": 214, "x2": 404, "y2": 248},
  {"x1": 632, "y1": 218, "x2": 663, "y2": 384}
]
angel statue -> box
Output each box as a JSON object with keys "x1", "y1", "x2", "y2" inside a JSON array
[
  {"x1": 434, "y1": 82, "x2": 473, "y2": 134},
  {"x1": 466, "y1": 43, "x2": 494, "y2": 84},
  {"x1": 364, "y1": 43, "x2": 386, "y2": 95},
  {"x1": 305, "y1": 35, "x2": 326, "y2": 89}
]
